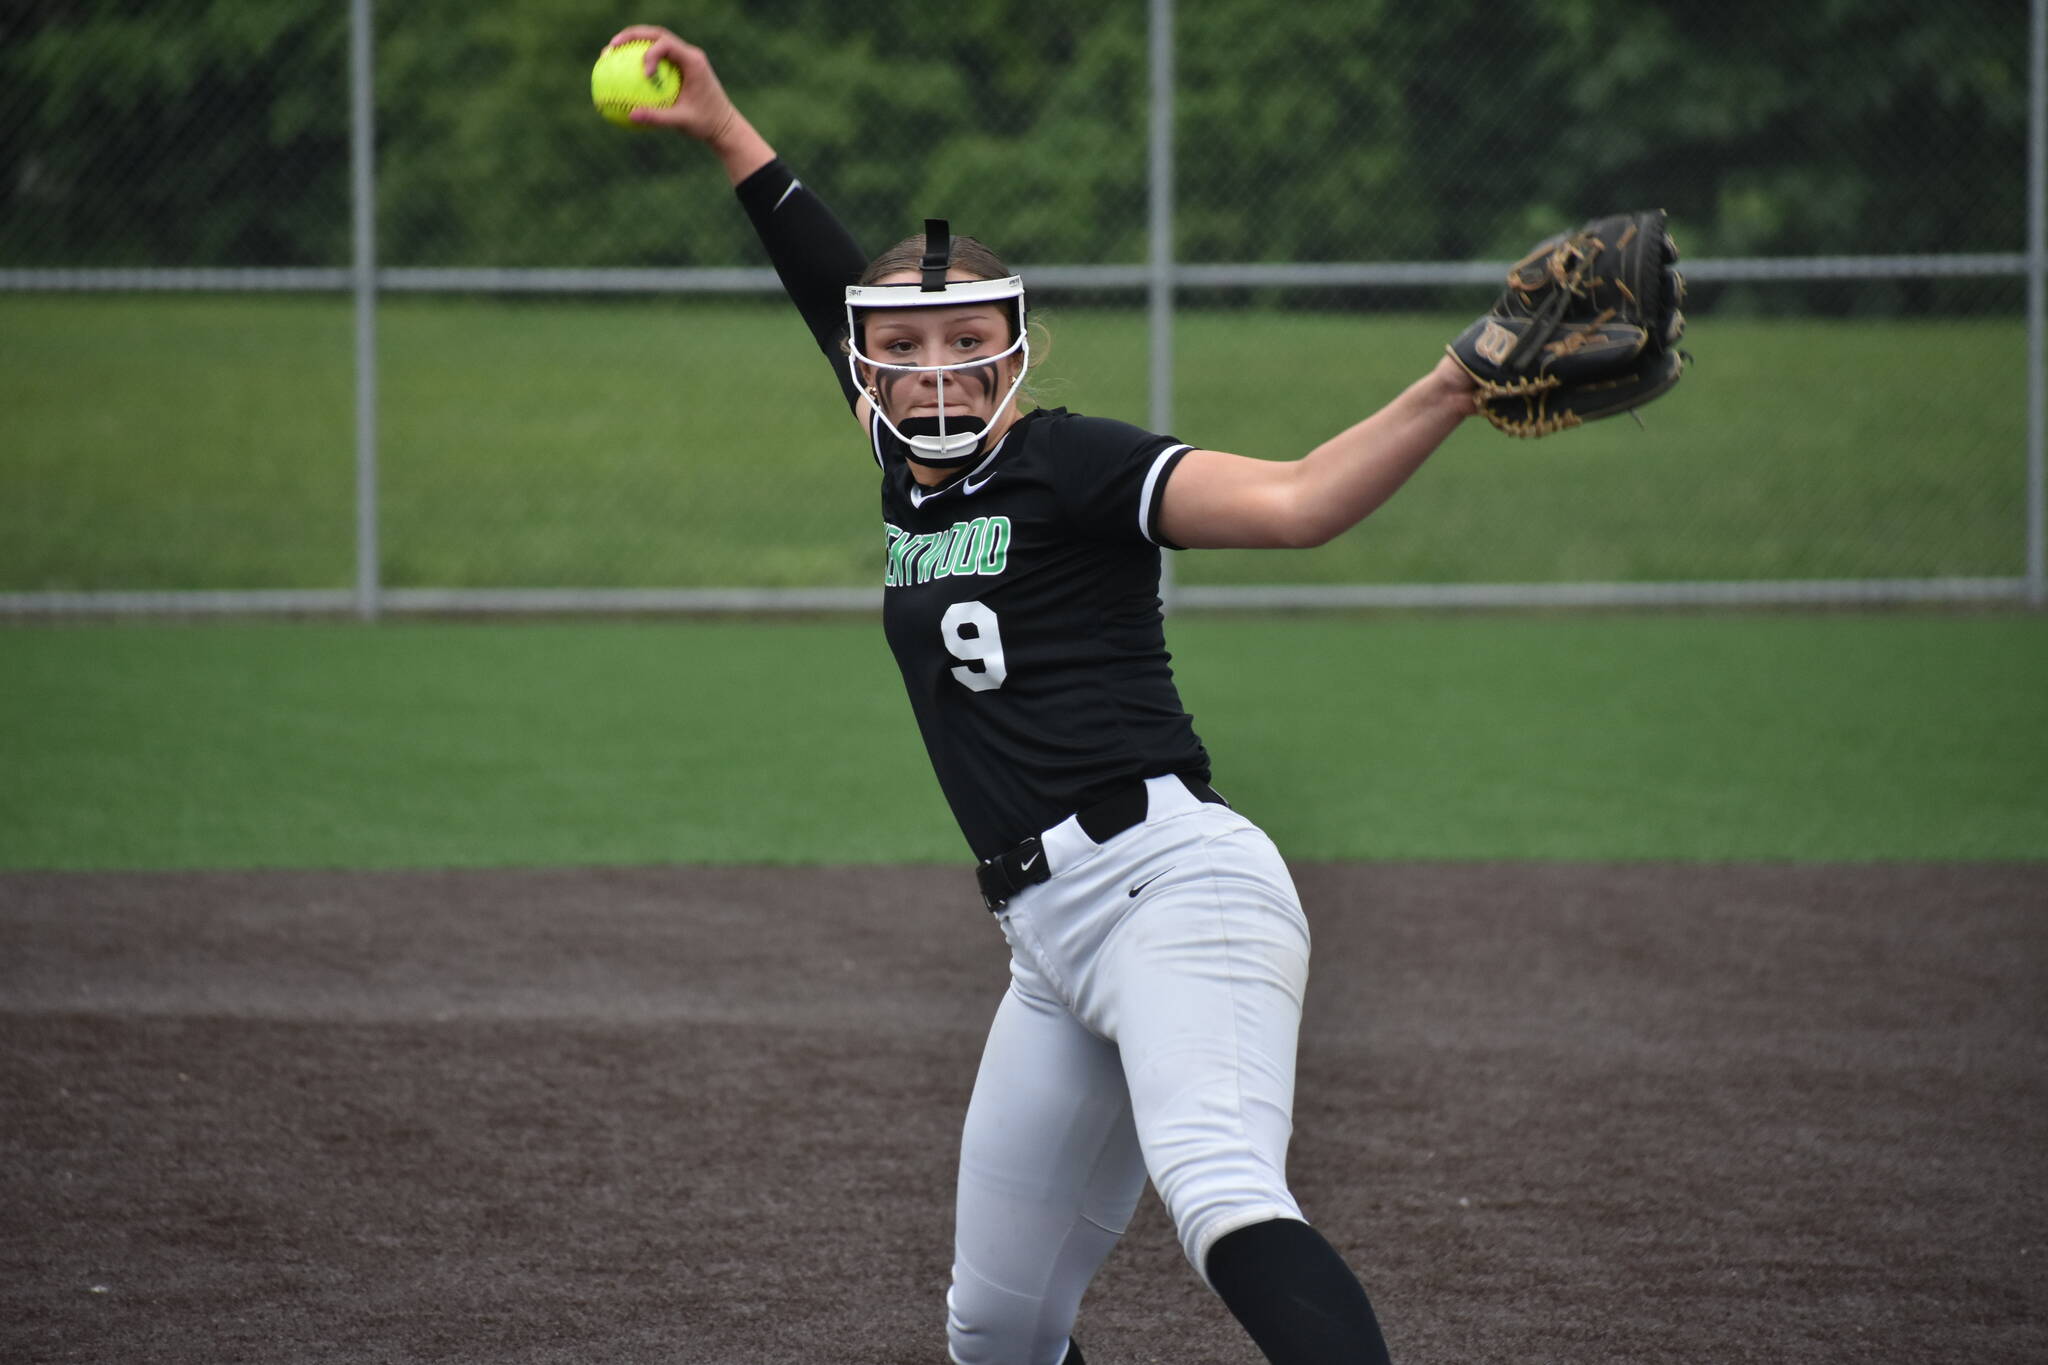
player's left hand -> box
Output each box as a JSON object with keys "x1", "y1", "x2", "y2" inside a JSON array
[{"x1": 1446, "y1": 210, "x2": 1688, "y2": 438}]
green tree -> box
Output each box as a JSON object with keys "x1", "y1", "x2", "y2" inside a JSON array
[
  {"x1": 0, "y1": 0, "x2": 349, "y2": 267},
  {"x1": 0, "y1": 0, "x2": 2030, "y2": 290}
]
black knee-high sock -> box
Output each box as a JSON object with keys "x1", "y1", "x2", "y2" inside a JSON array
[{"x1": 1204, "y1": 1218, "x2": 1392, "y2": 1365}]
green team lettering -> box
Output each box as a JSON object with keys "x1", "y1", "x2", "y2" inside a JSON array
[
  {"x1": 883, "y1": 516, "x2": 1012, "y2": 587},
  {"x1": 884, "y1": 525, "x2": 913, "y2": 587},
  {"x1": 912, "y1": 533, "x2": 944, "y2": 584},
  {"x1": 948, "y1": 518, "x2": 986, "y2": 576},
  {"x1": 977, "y1": 516, "x2": 1010, "y2": 574},
  {"x1": 930, "y1": 525, "x2": 960, "y2": 580}
]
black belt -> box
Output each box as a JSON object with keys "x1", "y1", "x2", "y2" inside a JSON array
[{"x1": 975, "y1": 773, "x2": 1227, "y2": 913}]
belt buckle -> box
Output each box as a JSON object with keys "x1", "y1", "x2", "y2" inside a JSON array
[
  {"x1": 977, "y1": 859, "x2": 1008, "y2": 913},
  {"x1": 976, "y1": 834, "x2": 1047, "y2": 913}
]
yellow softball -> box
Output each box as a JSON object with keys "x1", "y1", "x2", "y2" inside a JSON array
[{"x1": 591, "y1": 40, "x2": 681, "y2": 128}]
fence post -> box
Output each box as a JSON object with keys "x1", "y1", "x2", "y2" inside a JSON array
[
  {"x1": 351, "y1": 0, "x2": 382, "y2": 622},
  {"x1": 2028, "y1": 0, "x2": 2046, "y2": 606},
  {"x1": 1149, "y1": 0, "x2": 1177, "y2": 608}
]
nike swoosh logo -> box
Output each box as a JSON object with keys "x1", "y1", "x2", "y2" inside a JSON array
[
  {"x1": 908, "y1": 469, "x2": 991, "y2": 506},
  {"x1": 1020, "y1": 852, "x2": 1040, "y2": 871},
  {"x1": 1129, "y1": 866, "x2": 1175, "y2": 898}
]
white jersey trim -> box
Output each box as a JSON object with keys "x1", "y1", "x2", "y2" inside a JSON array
[{"x1": 1138, "y1": 444, "x2": 1192, "y2": 544}]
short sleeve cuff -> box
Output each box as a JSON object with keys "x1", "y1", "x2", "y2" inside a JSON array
[{"x1": 1140, "y1": 444, "x2": 1193, "y2": 549}]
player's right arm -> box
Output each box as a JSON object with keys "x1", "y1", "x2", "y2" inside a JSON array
[{"x1": 609, "y1": 25, "x2": 870, "y2": 422}]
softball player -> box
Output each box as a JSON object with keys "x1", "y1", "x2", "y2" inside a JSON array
[{"x1": 612, "y1": 26, "x2": 1478, "y2": 1365}]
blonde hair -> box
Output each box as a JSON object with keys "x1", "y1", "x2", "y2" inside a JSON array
[{"x1": 860, "y1": 232, "x2": 1016, "y2": 297}]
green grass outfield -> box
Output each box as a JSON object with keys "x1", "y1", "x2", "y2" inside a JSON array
[
  {"x1": 0, "y1": 295, "x2": 2028, "y2": 591},
  {"x1": 2, "y1": 615, "x2": 2042, "y2": 870}
]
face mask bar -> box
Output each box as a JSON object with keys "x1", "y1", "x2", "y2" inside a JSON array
[
  {"x1": 846, "y1": 219, "x2": 1030, "y2": 468},
  {"x1": 846, "y1": 319, "x2": 1030, "y2": 465}
]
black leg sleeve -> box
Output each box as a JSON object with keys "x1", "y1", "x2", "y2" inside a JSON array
[
  {"x1": 1206, "y1": 1218, "x2": 1393, "y2": 1365},
  {"x1": 734, "y1": 158, "x2": 868, "y2": 409}
]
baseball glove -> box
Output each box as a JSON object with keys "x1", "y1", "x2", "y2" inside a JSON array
[{"x1": 1448, "y1": 210, "x2": 1688, "y2": 438}]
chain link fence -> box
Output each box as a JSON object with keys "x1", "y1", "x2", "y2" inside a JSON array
[{"x1": 2, "y1": 0, "x2": 2041, "y2": 613}]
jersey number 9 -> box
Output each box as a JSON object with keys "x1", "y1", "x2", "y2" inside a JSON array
[{"x1": 940, "y1": 601, "x2": 1007, "y2": 693}]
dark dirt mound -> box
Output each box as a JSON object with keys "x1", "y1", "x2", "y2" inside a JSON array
[{"x1": 3, "y1": 862, "x2": 2042, "y2": 1363}]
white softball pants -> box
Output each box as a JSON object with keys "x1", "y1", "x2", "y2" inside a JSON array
[{"x1": 946, "y1": 775, "x2": 1313, "y2": 1365}]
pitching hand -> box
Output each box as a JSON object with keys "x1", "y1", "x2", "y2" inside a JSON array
[{"x1": 602, "y1": 26, "x2": 738, "y2": 143}]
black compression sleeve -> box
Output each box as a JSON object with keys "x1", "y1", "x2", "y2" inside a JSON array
[
  {"x1": 734, "y1": 158, "x2": 867, "y2": 409},
  {"x1": 1207, "y1": 1219, "x2": 1392, "y2": 1365}
]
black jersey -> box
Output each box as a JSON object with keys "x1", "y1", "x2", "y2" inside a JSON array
[{"x1": 873, "y1": 406, "x2": 1211, "y2": 859}]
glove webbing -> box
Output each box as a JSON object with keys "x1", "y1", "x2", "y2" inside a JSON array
[{"x1": 1500, "y1": 239, "x2": 1590, "y2": 374}]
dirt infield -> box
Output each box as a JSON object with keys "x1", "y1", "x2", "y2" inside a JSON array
[{"x1": 3, "y1": 862, "x2": 2043, "y2": 1364}]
